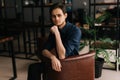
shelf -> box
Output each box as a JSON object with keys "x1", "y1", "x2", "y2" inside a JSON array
[
  {"x1": 1, "y1": 6, "x2": 16, "y2": 8},
  {"x1": 95, "y1": 23, "x2": 118, "y2": 28},
  {"x1": 103, "y1": 62, "x2": 116, "y2": 70},
  {"x1": 23, "y1": 4, "x2": 53, "y2": 8},
  {"x1": 90, "y1": 2, "x2": 120, "y2": 6},
  {"x1": 65, "y1": 3, "x2": 72, "y2": 6}
]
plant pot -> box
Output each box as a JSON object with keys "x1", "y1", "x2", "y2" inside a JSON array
[{"x1": 95, "y1": 57, "x2": 104, "y2": 78}]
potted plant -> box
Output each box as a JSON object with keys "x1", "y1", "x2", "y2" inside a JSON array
[
  {"x1": 83, "y1": 11, "x2": 113, "y2": 78},
  {"x1": 91, "y1": 38, "x2": 116, "y2": 78},
  {"x1": 80, "y1": 29, "x2": 115, "y2": 78},
  {"x1": 79, "y1": 11, "x2": 111, "y2": 49},
  {"x1": 81, "y1": 9, "x2": 120, "y2": 78}
]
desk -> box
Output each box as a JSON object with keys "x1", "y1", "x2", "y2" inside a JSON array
[{"x1": 0, "y1": 36, "x2": 17, "y2": 80}]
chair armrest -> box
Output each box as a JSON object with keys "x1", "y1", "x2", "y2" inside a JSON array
[
  {"x1": 60, "y1": 50, "x2": 95, "y2": 62},
  {"x1": 45, "y1": 50, "x2": 95, "y2": 80}
]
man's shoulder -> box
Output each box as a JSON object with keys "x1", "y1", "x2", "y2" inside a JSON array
[
  {"x1": 68, "y1": 22, "x2": 80, "y2": 29},
  {"x1": 66, "y1": 22, "x2": 81, "y2": 34},
  {"x1": 71, "y1": 24, "x2": 81, "y2": 33}
]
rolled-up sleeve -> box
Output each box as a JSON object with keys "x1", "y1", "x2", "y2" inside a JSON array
[{"x1": 63, "y1": 27, "x2": 81, "y2": 57}]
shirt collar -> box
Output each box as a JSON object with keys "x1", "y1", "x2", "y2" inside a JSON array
[{"x1": 59, "y1": 21, "x2": 70, "y2": 34}]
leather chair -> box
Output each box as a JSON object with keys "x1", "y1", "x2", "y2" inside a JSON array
[{"x1": 36, "y1": 37, "x2": 95, "y2": 80}]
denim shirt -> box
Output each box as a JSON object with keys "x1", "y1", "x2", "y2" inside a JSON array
[{"x1": 43, "y1": 22, "x2": 81, "y2": 57}]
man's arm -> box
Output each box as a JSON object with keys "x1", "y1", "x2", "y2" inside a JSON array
[
  {"x1": 42, "y1": 49, "x2": 62, "y2": 72},
  {"x1": 42, "y1": 49, "x2": 55, "y2": 60},
  {"x1": 50, "y1": 25, "x2": 66, "y2": 59},
  {"x1": 42, "y1": 25, "x2": 65, "y2": 72}
]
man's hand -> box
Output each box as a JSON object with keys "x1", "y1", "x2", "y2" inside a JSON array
[
  {"x1": 42, "y1": 49, "x2": 62, "y2": 72},
  {"x1": 50, "y1": 55, "x2": 62, "y2": 72},
  {"x1": 50, "y1": 25, "x2": 59, "y2": 34}
]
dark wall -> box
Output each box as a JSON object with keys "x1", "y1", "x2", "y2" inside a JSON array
[{"x1": 0, "y1": 0, "x2": 90, "y2": 23}]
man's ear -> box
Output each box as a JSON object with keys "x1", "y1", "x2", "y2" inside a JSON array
[{"x1": 65, "y1": 13, "x2": 68, "y2": 18}]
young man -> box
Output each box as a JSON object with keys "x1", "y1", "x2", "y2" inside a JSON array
[{"x1": 27, "y1": 3, "x2": 81, "y2": 80}]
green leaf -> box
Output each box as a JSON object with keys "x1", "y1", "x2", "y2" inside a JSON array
[{"x1": 95, "y1": 12, "x2": 112, "y2": 23}]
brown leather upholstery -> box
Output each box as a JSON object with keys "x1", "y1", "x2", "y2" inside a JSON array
[
  {"x1": 36, "y1": 37, "x2": 95, "y2": 80},
  {"x1": 44, "y1": 51, "x2": 95, "y2": 80}
]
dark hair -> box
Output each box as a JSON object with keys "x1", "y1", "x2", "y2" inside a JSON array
[{"x1": 49, "y1": 3, "x2": 67, "y2": 16}]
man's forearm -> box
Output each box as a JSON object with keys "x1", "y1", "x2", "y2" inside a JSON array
[
  {"x1": 55, "y1": 32, "x2": 66, "y2": 59},
  {"x1": 50, "y1": 25, "x2": 66, "y2": 59},
  {"x1": 42, "y1": 49, "x2": 56, "y2": 60}
]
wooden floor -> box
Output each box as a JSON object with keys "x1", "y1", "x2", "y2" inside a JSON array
[
  {"x1": 0, "y1": 55, "x2": 38, "y2": 80},
  {"x1": 0, "y1": 55, "x2": 120, "y2": 80}
]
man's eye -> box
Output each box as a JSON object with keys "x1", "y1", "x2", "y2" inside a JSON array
[{"x1": 58, "y1": 14, "x2": 61, "y2": 17}]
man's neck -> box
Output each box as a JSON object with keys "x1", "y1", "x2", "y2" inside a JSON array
[{"x1": 58, "y1": 21, "x2": 66, "y2": 29}]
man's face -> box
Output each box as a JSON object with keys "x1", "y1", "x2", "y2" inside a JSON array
[{"x1": 51, "y1": 8, "x2": 67, "y2": 27}]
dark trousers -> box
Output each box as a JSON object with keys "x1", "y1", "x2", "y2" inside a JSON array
[{"x1": 27, "y1": 62, "x2": 47, "y2": 80}]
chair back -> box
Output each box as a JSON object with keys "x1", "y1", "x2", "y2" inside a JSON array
[{"x1": 44, "y1": 51, "x2": 95, "y2": 80}]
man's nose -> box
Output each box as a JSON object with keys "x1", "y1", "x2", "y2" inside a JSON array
[{"x1": 55, "y1": 16, "x2": 59, "y2": 20}]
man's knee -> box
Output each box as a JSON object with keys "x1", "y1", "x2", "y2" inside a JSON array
[{"x1": 28, "y1": 63, "x2": 40, "y2": 72}]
